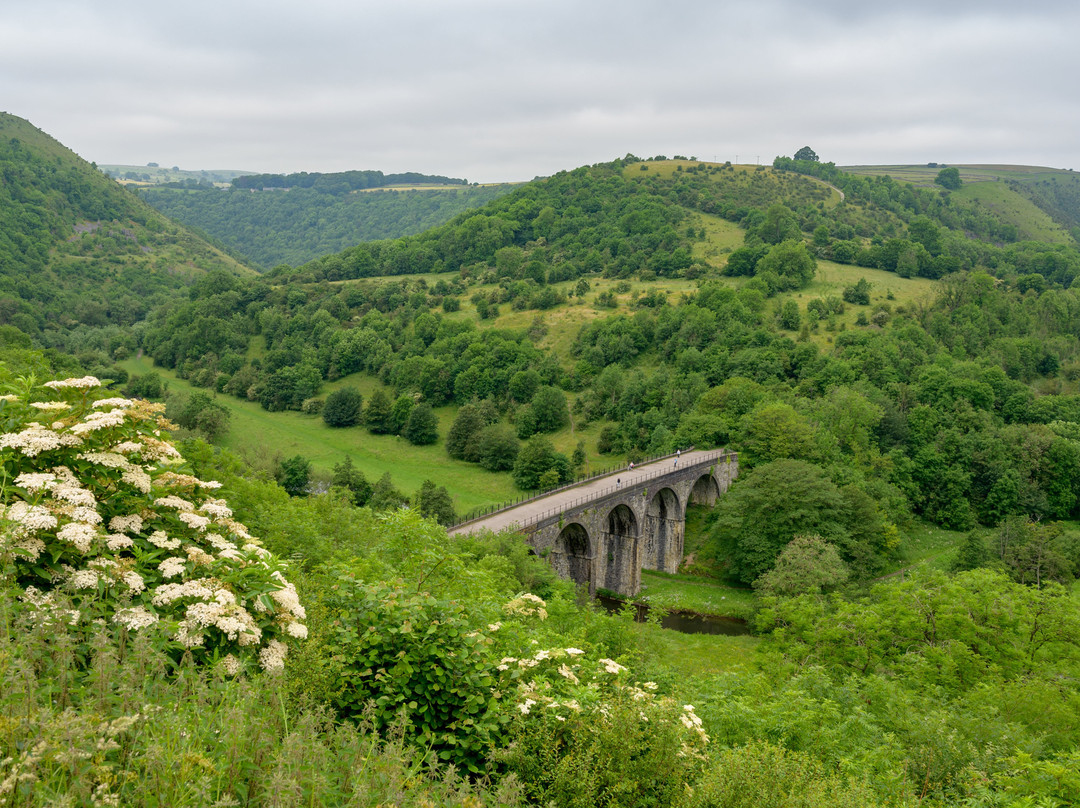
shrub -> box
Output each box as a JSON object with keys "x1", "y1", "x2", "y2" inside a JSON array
[
  {"x1": 321, "y1": 386, "x2": 363, "y2": 427},
  {"x1": 0, "y1": 375, "x2": 305, "y2": 674},
  {"x1": 324, "y1": 577, "x2": 502, "y2": 772}
]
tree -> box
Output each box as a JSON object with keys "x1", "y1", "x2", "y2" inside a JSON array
[
  {"x1": 708, "y1": 459, "x2": 852, "y2": 584},
  {"x1": 778, "y1": 299, "x2": 801, "y2": 331},
  {"x1": 935, "y1": 167, "x2": 962, "y2": 190},
  {"x1": 369, "y1": 472, "x2": 408, "y2": 511},
  {"x1": 331, "y1": 455, "x2": 372, "y2": 506},
  {"x1": 364, "y1": 389, "x2": 393, "y2": 433},
  {"x1": 755, "y1": 240, "x2": 816, "y2": 291},
  {"x1": 277, "y1": 454, "x2": 311, "y2": 497},
  {"x1": 322, "y1": 386, "x2": 364, "y2": 427},
  {"x1": 446, "y1": 403, "x2": 485, "y2": 460},
  {"x1": 753, "y1": 534, "x2": 850, "y2": 596},
  {"x1": 389, "y1": 394, "x2": 415, "y2": 435},
  {"x1": 756, "y1": 204, "x2": 801, "y2": 245},
  {"x1": 793, "y1": 146, "x2": 819, "y2": 162},
  {"x1": 512, "y1": 436, "x2": 572, "y2": 490},
  {"x1": 403, "y1": 402, "x2": 439, "y2": 445},
  {"x1": 413, "y1": 480, "x2": 456, "y2": 525},
  {"x1": 473, "y1": 424, "x2": 520, "y2": 471},
  {"x1": 530, "y1": 385, "x2": 570, "y2": 432}
]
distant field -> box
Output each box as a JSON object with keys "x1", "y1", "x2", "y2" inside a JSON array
[{"x1": 842, "y1": 163, "x2": 1076, "y2": 185}]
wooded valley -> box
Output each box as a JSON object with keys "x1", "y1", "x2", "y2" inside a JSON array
[{"x1": 2, "y1": 111, "x2": 1080, "y2": 806}]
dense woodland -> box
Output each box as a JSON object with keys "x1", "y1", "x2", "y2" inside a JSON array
[
  {"x1": 140, "y1": 174, "x2": 513, "y2": 268},
  {"x1": 3, "y1": 114, "x2": 1080, "y2": 806}
]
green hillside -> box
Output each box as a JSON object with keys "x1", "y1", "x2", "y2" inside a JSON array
[
  {"x1": 0, "y1": 112, "x2": 253, "y2": 349},
  {"x1": 843, "y1": 162, "x2": 1080, "y2": 242},
  {"x1": 138, "y1": 180, "x2": 515, "y2": 268}
]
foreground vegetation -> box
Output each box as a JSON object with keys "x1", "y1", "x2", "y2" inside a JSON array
[{"x1": 3, "y1": 369, "x2": 1080, "y2": 807}]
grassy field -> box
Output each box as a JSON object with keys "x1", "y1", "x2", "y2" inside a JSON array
[
  {"x1": 841, "y1": 163, "x2": 1075, "y2": 185},
  {"x1": 638, "y1": 570, "x2": 755, "y2": 619},
  {"x1": 120, "y1": 356, "x2": 519, "y2": 513}
]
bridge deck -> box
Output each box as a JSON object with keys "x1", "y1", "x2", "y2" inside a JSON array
[{"x1": 449, "y1": 449, "x2": 724, "y2": 536}]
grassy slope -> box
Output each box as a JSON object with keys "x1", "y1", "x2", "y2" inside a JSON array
[
  {"x1": 120, "y1": 356, "x2": 518, "y2": 513},
  {"x1": 843, "y1": 163, "x2": 1078, "y2": 244}
]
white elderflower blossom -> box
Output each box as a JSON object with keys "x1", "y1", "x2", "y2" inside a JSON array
[
  {"x1": 70, "y1": 409, "x2": 127, "y2": 434},
  {"x1": 105, "y1": 534, "x2": 134, "y2": 551},
  {"x1": 270, "y1": 579, "x2": 306, "y2": 619},
  {"x1": 109, "y1": 514, "x2": 143, "y2": 534},
  {"x1": 186, "y1": 546, "x2": 215, "y2": 566},
  {"x1": 158, "y1": 557, "x2": 187, "y2": 579},
  {"x1": 57, "y1": 522, "x2": 97, "y2": 553},
  {"x1": 13, "y1": 472, "x2": 57, "y2": 491},
  {"x1": 122, "y1": 571, "x2": 145, "y2": 593},
  {"x1": 147, "y1": 531, "x2": 181, "y2": 550},
  {"x1": 285, "y1": 622, "x2": 308, "y2": 639},
  {"x1": 221, "y1": 654, "x2": 241, "y2": 675},
  {"x1": 565, "y1": 647, "x2": 585, "y2": 656},
  {"x1": 517, "y1": 698, "x2": 536, "y2": 715},
  {"x1": 152, "y1": 579, "x2": 215, "y2": 606},
  {"x1": 259, "y1": 639, "x2": 288, "y2": 672},
  {"x1": 155, "y1": 495, "x2": 195, "y2": 512},
  {"x1": 558, "y1": 664, "x2": 580, "y2": 684},
  {"x1": 29, "y1": 401, "x2": 70, "y2": 411},
  {"x1": 503, "y1": 592, "x2": 548, "y2": 619},
  {"x1": 122, "y1": 468, "x2": 152, "y2": 493},
  {"x1": 44, "y1": 376, "x2": 102, "y2": 389},
  {"x1": 51, "y1": 483, "x2": 97, "y2": 507},
  {"x1": 0, "y1": 424, "x2": 79, "y2": 457},
  {"x1": 599, "y1": 658, "x2": 627, "y2": 675},
  {"x1": 199, "y1": 500, "x2": 233, "y2": 519},
  {"x1": 68, "y1": 569, "x2": 99, "y2": 590},
  {"x1": 111, "y1": 440, "x2": 144, "y2": 455},
  {"x1": 113, "y1": 606, "x2": 158, "y2": 631},
  {"x1": 92, "y1": 398, "x2": 133, "y2": 409},
  {"x1": 5, "y1": 501, "x2": 58, "y2": 533},
  {"x1": 178, "y1": 511, "x2": 211, "y2": 531}
]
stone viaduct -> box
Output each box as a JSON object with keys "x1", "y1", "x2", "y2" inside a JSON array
[{"x1": 449, "y1": 449, "x2": 738, "y2": 596}]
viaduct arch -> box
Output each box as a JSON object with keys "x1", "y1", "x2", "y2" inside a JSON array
[{"x1": 450, "y1": 449, "x2": 738, "y2": 596}]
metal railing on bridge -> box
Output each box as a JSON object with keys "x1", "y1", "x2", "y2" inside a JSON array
[{"x1": 449, "y1": 448, "x2": 734, "y2": 532}]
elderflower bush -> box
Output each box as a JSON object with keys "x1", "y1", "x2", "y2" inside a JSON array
[
  {"x1": 0, "y1": 376, "x2": 305, "y2": 673},
  {"x1": 490, "y1": 593, "x2": 709, "y2": 806}
]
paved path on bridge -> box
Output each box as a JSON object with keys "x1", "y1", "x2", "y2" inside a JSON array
[{"x1": 449, "y1": 449, "x2": 721, "y2": 536}]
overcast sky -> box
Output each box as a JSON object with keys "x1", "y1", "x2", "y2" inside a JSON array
[{"x1": 3, "y1": 0, "x2": 1077, "y2": 182}]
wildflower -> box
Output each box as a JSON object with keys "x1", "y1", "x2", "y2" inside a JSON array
[
  {"x1": 178, "y1": 511, "x2": 211, "y2": 531},
  {"x1": 57, "y1": 522, "x2": 97, "y2": 553},
  {"x1": 5, "y1": 501, "x2": 58, "y2": 533},
  {"x1": 558, "y1": 664, "x2": 580, "y2": 684},
  {"x1": 109, "y1": 514, "x2": 143, "y2": 534},
  {"x1": 68, "y1": 569, "x2": 99, "y2": 590},
  {"x1": 70, "y1": 409, "x2": 127, "y2": 434},
  {"x1": 221, "y1": 654, "x2": 242, "y2": 676},
  {"x1": 155, "y1": 495, "x2": 195, "y2": 512},
  {"x1": 44, "y1": 376, "x2": 102, "y2": 389},
  {"x1": 92, "y1": 397, "x2": 133, "y2": 409},
  {"x1": 599, "y1": 658, "x2": 627, "y2": 674},
  {"x1": 13, "y1": 472, "x2": 57, "y2": 491},
  {"x1": 565, "y1": 647, "x2": 585, "y2": 656},
  {"x1": 517, "y1": 698, "x2": 536, "y2": 715},
  {"x1": 114, "y1": 606, "x2": 158, "y2": 631},
  {"x1": 259, "y1": 639, "x2": 288, "y2": 672},
  {"x1": 148, "y1": 530, "x2": 181, "y2": 550},
  {"x1": 122, "y1": 571, "x2": 145, "y2": 593}
]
